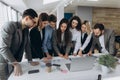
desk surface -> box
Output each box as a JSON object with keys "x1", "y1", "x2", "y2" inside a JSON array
[{"x1": 8, "y1": 56, "x2": 120, "y2": 80}]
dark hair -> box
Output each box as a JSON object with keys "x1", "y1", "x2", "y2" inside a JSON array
[
  {"x1": 37, "y1": 13, "x2": 49, "y2": 26},
  {"x1": 48, "y1": 14, "x2": 57, "y2": 22},
  {"x1": 93, "y1": 23, "x2": 104, "y2": 31},
  {"x1": 22, "y1": 8, "x2": 38, "y2": 18},
  {"x1": 39, "y1": 13, "x2": 49, "y2": 21},
  {"x1": 57, "y1": 18, "x2": 71, "y2": 45},
  {"x1": 68, "y1": 16, "x2": 81, "y2": 31},
  {"x1": 83, "y1": 20, "x2": 89, "y2": 25}
]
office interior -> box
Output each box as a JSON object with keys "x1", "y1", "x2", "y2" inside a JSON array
[
  {"x1": 0, "y1": 0, "x2": 120, "y2": 80},
  {"x1": 0, "y1": 0, "x2": 120, "y2": 55}
]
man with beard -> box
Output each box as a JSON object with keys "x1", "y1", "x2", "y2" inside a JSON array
[
  {"x1": 0, "y1": 8, "x2": 39, "y2": 80},
  {"x1": 88, "y1": 23, "x2": 115, "y2": 56}
]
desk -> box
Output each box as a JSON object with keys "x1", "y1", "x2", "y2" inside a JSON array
[{"x1": 8, "y1": 56, "x2": 120, "y2": 80}]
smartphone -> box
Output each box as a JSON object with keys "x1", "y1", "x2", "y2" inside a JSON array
[
  {"x1": 28, "y1": 69, "x2": 39, "y2": 74},
  {"x1": 52, "y1": 64, "x2": 61, "y2": 67}
]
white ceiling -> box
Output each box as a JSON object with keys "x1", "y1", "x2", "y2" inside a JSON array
[{"x1": 1, "y1": 0, "x2": 120, "y2": 13}]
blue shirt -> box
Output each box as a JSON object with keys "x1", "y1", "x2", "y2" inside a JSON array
[{"x1": 43, "y1": 25, "x2": 54, "y2": 53}]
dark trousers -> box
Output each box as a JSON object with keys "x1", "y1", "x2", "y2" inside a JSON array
[{"x1": 0, "y1": 55, "x2": 13, "y2": 80}]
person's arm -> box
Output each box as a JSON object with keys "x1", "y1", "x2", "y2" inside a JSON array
[
  {"x1": 64, "y1": 32, "x2": 72, "y2": 59},
  {"x1": 87, "y1": 34, "x2": 96, "y2": 56},
  {"x1": 29, "y1": 27, "x2": 38, "y2": 54},
  {"x1": 109, "y1": 30, "x2": 115, "y2": 55},
  {"x1": 24, "y1": 29, "x2": 32, "y2": 62},
  {"x1": 43, "y1": 27, "x2": 49, "y2": 53},
  {"x1": 0, "y1": 22, "x2": 16, "y2": 62},
  {"x1": 0, "y1": 22, "x2": 23, "y2": 76},
  {"x1": 52, "y1": 31, "x2": 61, "y2": 55},
  {"x1": 24, "y1": 29, "x2": 39, "y2": 66},
  {"x1": 43, "y1": 27, "x2": 51, "y2": 58},
  {"x1": 65, "y1": 31, "x2": 72, "y2": 55},
  {"x1": 80, "y1": 32, "x2": 92, "y2": 51},
  {"x1": 12, "y1": 61, "x2": 22, "y2": 76},
  {"x1": 73, "y1": 31, "x2": 81, "y2": 55}
]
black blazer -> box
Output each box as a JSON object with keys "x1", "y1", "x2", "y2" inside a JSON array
[
  {"x1": 30, "y1": 26, "x2": 45, "y2": 58},
  {"x1": 81, "y1": 32, "x2": 93, "y2": 54}
]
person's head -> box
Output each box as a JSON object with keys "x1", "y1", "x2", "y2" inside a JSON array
[
  {"x1": 48, "y1": 14, "x2": 57, "y2": 28},
  {"x1": 69, "y1": 16, "x2": 81, "y2": 31},
  {"x1": 82, "y1": 20, "x2": 91, "y2": 34},
  {"x1": 58, "y1": 18, "x2": 69, "y2": 33},
  {"x1": 83, "y1": 20, "x2": 89, "y2": 25},
  {"x1": 57, "y1": 18, "x2": 70, "y2": 44},
  {"x1": 22, "y1": 8, "x2": 38, "y2": 28},
  {"x1": 93, "y1": 23, "x2": 105, "y2": 37},
  {"x1": 83, "y1": 20, "x2": 90, "y2": 27},
  {"x1": 38, "y1": 13, "x2": 49, "y2": 29},
  {"x1": 81, "y1": 24, "x2": 87, "y2": 33}
]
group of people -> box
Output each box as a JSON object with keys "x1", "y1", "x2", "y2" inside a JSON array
[{"x1": 0, "y1": 8, "x2": 115, "y2": 80}]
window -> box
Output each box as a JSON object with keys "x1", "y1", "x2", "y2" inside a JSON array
[{"x1": 0, "y1": 1, "x2": 21, "y2": 28}]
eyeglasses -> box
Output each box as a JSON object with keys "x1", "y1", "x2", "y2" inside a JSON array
[{"x1": 29, "y1": 16, "x2": 37, "y2": 24}]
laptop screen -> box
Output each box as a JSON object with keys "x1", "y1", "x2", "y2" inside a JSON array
[{"x1": 66, "y1": 56, "x2": 96, "y2": 72}]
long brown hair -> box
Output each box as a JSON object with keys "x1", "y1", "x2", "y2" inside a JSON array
[
  {"x1": 37, "y1": 13, "x2": 49, "y2": 26},
  {"x1": 57, "y1": 18, "x2": 71, "y2": 45}
]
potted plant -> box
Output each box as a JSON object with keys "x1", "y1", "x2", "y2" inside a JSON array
[{"x1": 98, "y1": 54, "x2": 118, "y2": 74}]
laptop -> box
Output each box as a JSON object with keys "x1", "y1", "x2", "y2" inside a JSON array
[{"x1": 66, "y1": 56, "x2": 96, "y2": 72}]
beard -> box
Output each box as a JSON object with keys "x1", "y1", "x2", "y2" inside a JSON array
[{"x1": 95, "y1": 32, "x2": 102, "y2": 38}]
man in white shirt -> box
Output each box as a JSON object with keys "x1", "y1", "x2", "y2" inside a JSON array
[{"x1": 88, "y1": 23, "x2": 115, "y2": 56}]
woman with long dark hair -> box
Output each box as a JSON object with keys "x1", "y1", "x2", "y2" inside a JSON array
[
  {"x1": 68, "y1": 16, "x2": 82, "y2": 56},
  {"x1": 52, "y1": 18, "x2": 72, "y2": 59}
]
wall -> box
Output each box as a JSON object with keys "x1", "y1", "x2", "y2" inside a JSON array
[
  {"x1": 92, "y1": 7, "x2": 120, "y2": 35},
  {"x1": 75, "y1": 6, "x2": 120, "y2": 35},
  {"x1": 75, "y1": 6, "x2": 93, "y2": 24}
]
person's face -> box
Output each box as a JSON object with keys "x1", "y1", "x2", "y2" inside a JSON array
[
  {"x1": 49, "y1": 21, "x2": 56, "y2": 28},
  {"x1": 60, "y1": 23, "x2": 67, "y2": 33},
  {"x1": 25, "y1": 16, "x2": 38, "y2": 28},
  {"x1": 40, "y1": 21, "x2": 48, "y2": 29},
  {"x1": 71, "y1": 20, "x2": 78, "y2": 28},
  {"x1": 81, "y1": 24, "x2": 87, "y2": 33},
  {"x1": 86, "y1": 22, "x2": 90, "y2": 27},
  {"x1": 93, "y1": 28, "x2": 103, "y2": 37}
]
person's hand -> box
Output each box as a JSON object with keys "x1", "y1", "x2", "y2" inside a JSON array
[
  {"x1": 13, "y1": 63, "x2": 22, "y2": 76},
  {"x1": 46, "y1": 53, "x2": 52, "y2": 59},
  {"x1": 78, "y1": 50, "x2": 83, "y2": 57},
  {"x1": 42, "y1": 57, "x2": 49, "y2": 63},
  {"x1": 73, "y1": 53, "x2": 77, "y2": 56},
  {"x1": 58, "y1": 53, "x2": 64, "y2": 58},
  {"x1": 87, "y1": 51, "x2": 92, "y2": 56},
  {"x1": 64, "y1": 54, "x2": 69, "y2": 59},
  {"x1": 30, "y1": 61, "x2": 39, "y2": 66}
]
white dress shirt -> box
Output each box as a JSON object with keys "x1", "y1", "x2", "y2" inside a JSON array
[
  {"x1": 70, "y1": 28, "x2": 81, "y2": 54},
  {"x1": 80, "y1": 32, "x2": 92, "y2": 51},
  {"x1": 40, "y1": 30, "x2": 43, "y2": 40},
  {"x1": 61, "y1": 32, "x2": 64, "y2": 41},
  {"x1": 99, "y1": 35, "x2": 109, "y2": 54}
]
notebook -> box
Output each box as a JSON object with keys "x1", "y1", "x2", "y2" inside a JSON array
[{"x1": 66, "y1": 56, "x2": 96, "y2": 72}]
